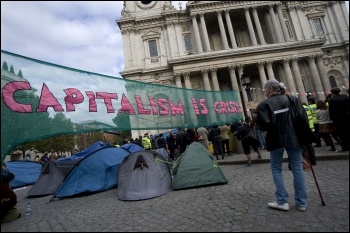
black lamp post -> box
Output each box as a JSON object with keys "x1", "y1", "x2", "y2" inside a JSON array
[
  {"x1": 241, "y1": 73, "x2": 253, "y2": 102},
  {"x1": 241, "y1": 73, "x2": 252, "y2": 87}
]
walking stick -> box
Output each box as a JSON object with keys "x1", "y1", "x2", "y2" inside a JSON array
[{"x1": 302, "y1": 146, "x2": 326, "y2": 206}]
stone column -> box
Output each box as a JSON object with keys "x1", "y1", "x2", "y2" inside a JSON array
[
  {"x1": 251, "y1": 6, "x2": 266, "y2": 45},
  {"x1": 174, "y1": 23, "x2": 185, "y2": 56},
  {"x1": 201, "y1": 69, "x2": 211, "y2": 91},
  {"x1": 316, "y1": 54, "x2": 332, "y2": 95},
  {"x1": 130, "y1": 29, "x2": 138, "y2": 66},
  {"x1": 210, "y1": 68, "x2": 220, "y2": 91},
  {"x1": 216, "y1": 11, "x2": 229, "y2": 50},
  {"x1": 244, "y1": 6, "x2": 258, "y2": 46},
  {"x1": 224, "y1": 9, "x2": 238, "y2": 48},
  {"x1": 291, "y1": 56, "x2": 307, "y2": 103},
  {"x1": 341, "y1": 55, "x2": 349, "y2": 89},
  {"x1": 325, "y1": 4, "x2": 338, "y2": 43},
  {"x1": 282, "y1": 58, "x2": 297, "y2": 96},
  {"x1": 191, "y1": 14, "x2": 203, "y2": 53},
  {"x1": 308, "y1": 55, "x2": 324, "y2": 101},
  {"x1": 295, "y1": 6, "x2": 306, "y2": 40},
  {"x1": 342, "y1": 55, "x2": 349, "y2": 79},
  {"x1": 326, "y1": 2, "x2": 340, "y2": 43},
  {"x1": 266, "y1": 60, "x2": 275, "y2": 80},
  {"x1": 237, "y1": 64, "x2": 249, "y2": 114},
  {"x1": 174, "y1": 73, "x2": 182, "y2": 88},
  {"x1": 276, "y1": 3, "x2": 291, "y2": 41},
  {"x1": 121, "y1": 29, "x2": 132, "y2": 69},
  {"x1": 288, "y1": 6, "x2": 302, "y2": 41},
  {"x1": 269, "y1": 3, "x2": 283, "y2": 43},
  {"x1": 166, "y1": 22, "x2": 179, "y2": 58},
  {"x1": 257, "y1": 61, "x2": 268, "y2": 89},
  {"x1": 340, "y1": 1, "x2": 349, "y2": 28},
  {"x1": 229, "y1": 65, "x2": 244, "y2": 115},
  {"x1": 330, "y1": 2, "x2": 344, "y2": 41},
  {"x1": 199, "y1": 13, "x2": 211, "y2": 52},
  {"x1": 183, "y1": 72, "x2": 192, "y2": 89}
]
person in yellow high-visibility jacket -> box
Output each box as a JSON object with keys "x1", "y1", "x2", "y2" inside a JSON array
[{"x1": 308, "y1": 98, "x2": 322, "y2": 147}]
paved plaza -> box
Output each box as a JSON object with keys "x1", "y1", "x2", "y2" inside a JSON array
[{"x1": 1, "y1": 147, "x2": 349, "y2": 232}]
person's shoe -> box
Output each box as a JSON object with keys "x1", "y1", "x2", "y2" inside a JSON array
[
  {"x1": 311, "y1": 162, "x2": 317, "y2": 165},
  {"x1": 267, "y1": 202, "x2": 289, "y2": 211},
  {"x1": 222, "y1": 156, "x2": 224, "y2": 160},
  {"x1": 297, "y1": 206, "x2": 306, "y2": 212},
  {"x1": 314, "y1": 145, "x2": 322, "y2": 148},
  {"x1": 17, "y1": 213, "x2": 22, "y2": 219},
  {"x1": 216, "y1": 155, "x2": 219, "y2": 160},
  {"x1": 247, "y1": 162, "x2": 252, "y2": 166},
  {"x1": 258, "y1": 155, "x2": 262, "y2": 159}
]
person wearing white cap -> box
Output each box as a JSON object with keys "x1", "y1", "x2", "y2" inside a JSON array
[{"x1": 255, "y1": 79, "x2": 308, "y2": 212}]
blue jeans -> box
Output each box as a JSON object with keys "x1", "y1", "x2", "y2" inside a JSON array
[
  {"x1": 256, "y1": 129, "x2": 266, "y2": 149},
  {"x1": 270, "y1": 147, "x2": 308, "y2": 208}
]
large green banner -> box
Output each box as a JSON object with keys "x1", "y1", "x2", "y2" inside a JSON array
[{"x1": 1, "y1": 50, "x2": 243, "y2": 162}]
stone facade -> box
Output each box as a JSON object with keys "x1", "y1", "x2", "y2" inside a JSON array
[{"x1": 117, "y1": 1, "x2": 349, "y2": 137}]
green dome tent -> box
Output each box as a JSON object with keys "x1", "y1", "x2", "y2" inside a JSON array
[{"x1": 172, "y1": 142, "x2": 228, "y2": 190}]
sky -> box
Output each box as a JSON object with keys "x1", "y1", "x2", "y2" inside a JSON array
[{"x1": 1, "y1": 1, "x2": 349, "y2": 79}]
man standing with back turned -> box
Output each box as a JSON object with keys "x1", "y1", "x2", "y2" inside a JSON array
[
  {"x1": 255, "y1": 79, "x2": 308, "y2": 212},
  {"x1": 328, "y1": 87, "x2": 349, "y2": 152}
]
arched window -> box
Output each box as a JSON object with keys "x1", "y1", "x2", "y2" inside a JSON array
[{"x1": 329, "y1": 76, "x2": 337, "y2": 88}]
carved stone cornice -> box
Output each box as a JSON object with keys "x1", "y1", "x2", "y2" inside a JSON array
[
  {"x1": 120, "y1": 29, "x2": 128, "y2": 35},
  {"x1": 257, "y1": 61, "x2": 265, "y2": 69},
  {"x1": 210, "y1": 67, "x2": 217, "y2": 74},
  {"x1": 316, "y1": 54, "x2": 324, "y2": 62},
  {"x1": 237, "y1": 64, "x2": 244, "y2": 72},
  {"x1": 228, "y1": 65, "x2": 236, "y2": 72},
  {"x1": 201, "y1": 69, "x2": 209, "y2": 76},
  {"x1": 307, "y1": 54, "x2": 317, "y2": 63},
  {"x1": 282, "y1": 58, "x2": 291, "y2": 66},
  {"x1": 266, "y1": 60, "x2": 273, "y2": 67},
  {"x1": 183, "y1": 72, "x2": 191, "y2": 80},
  {"x1": 291, "y1": 56, "x2": 299, "y2": 64}
]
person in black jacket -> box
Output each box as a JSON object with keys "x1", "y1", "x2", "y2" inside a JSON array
[
  {"x1": 328, "y1": 87, "x2": 349, "y2": 152},
  {"x1": 157, "y1": 133, "x2": 167, "y2": 149},
  {"x1": 208, "y1": 122, "x2": 224, "y2": 160},
  {"x1": 233, "y1": 116, "x2": 262, "y2": 166},
  {"x1": 256, "y1": 79, "x2": 308, "y2": 212}
]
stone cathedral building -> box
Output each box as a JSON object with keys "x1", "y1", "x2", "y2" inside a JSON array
[{"x1": 117, "y1": 1, "x2": 349, "y2": 136}]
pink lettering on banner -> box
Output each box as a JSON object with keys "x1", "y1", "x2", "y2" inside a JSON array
[
  {"x1": 148, "y1": 97, "x2": 158, "y2": 114},
  {"x1": 118, "y1": 94, "x2": 136, "y2": 114},
  {"x1": 135, "y1": 95, "x2": 151, "y2": 114},
  {"x1": 86, "y1": 91, "x2": 97, "y2": 112},
  {"x1": 191, "y1": 98, "x2": 200, "y2": 115},
  {"x1": 199, "y1": 99, "x2": 208, "y2": 115},
  {"x1": 96, "y1": 92, "x2": 118, "y2": 113},
  {"x1": 64, "y1": 88, "x2": 84, "y2": 111},
  {"x1": 214, "y1": 101, "x2": 242, "y2": 114},
  {"x1": 168, "y1": 100, "x2": 184, "y2": 115},
  {"x1": 157, "y1": 98, "x2": 169, "y2": 115},
  {"x1": 2, "y1": 81, "x2": 32, "y2": 113},
  {"x1": 36, "y1": 83, "x2": 64, "y2": 112}
]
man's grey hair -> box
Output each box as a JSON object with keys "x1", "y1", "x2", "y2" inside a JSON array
[{"x1": 264, "y1": 79, "x2": 282, "y2": 92}]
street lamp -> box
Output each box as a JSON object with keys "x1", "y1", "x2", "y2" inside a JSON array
[{"x1": 241, "y1": 73, "x2": 252, "y2": 86}]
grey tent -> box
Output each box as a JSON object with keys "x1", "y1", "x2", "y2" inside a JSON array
[
  {"x1": 27, "y1": 160, "x2": 65, "y2": 197},
  {"x1": 117, "y1": 150, "x2": 172, "y2": 201},
  {"x1": 172, "y1": 142, "x2": 228, "y2": 190}
]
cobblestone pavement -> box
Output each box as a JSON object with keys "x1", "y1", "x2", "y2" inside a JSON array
[{"x1": 2, "y1": 159, "x2": 348, "y2": 232}]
